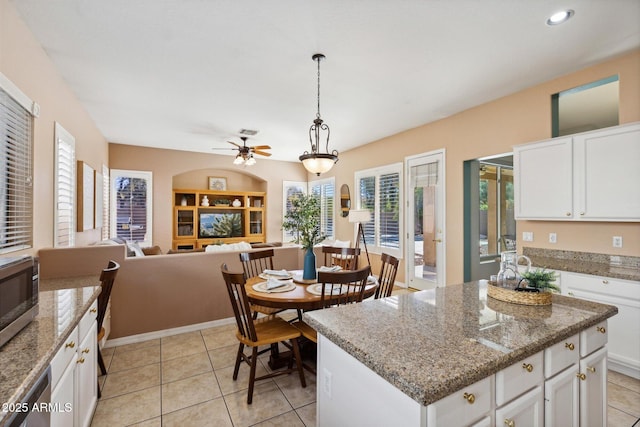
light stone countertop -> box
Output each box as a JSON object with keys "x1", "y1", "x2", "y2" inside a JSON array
[
  {"x1": 0, "y1": 276, "x2": 100, "y2": 426},
  {"x1": 303, "y1": 281, "x2": 618, "y2": 406}
]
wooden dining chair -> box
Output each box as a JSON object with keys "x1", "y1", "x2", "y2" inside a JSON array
[
  {"x1": 375, "y1": 253, "x2": 400, "y2": 299},
  {"x1": 96, "y1": 260, "x2": 119, "y2": 398},
  {"x1": 321, "y1": 246, "x2": 360, "y2": 270},
  {"x1": 292, "y1": 266, "x2": 371, "y2": 346},
  {"x1": 220, "y1": 263, "x2": 306, "y2": 404},
  {"x1": 239, "y1": 249, "x2": 288, "y2": 319}
]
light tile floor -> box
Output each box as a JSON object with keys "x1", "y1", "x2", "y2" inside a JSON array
[{"x1": 91, "y1": 307, "x2": 640, "y2": 427}]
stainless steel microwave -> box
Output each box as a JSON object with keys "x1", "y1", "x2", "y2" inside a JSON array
[{"x1": 0, "y1": 255, "x2": 39, "y2": 348}]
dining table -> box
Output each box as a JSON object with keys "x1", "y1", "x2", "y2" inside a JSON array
[{"x1": 244, "y1": 269, "x2": 378, "y2": 368}]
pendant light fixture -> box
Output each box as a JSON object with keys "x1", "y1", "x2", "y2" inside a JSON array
[{"x1": 299, "y1": 53, "x2": 338, "y2": 175}]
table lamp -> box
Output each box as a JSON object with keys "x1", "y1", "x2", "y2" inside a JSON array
[{"x1": 348, "y1": 209, "x2": 371, "y2": 267}]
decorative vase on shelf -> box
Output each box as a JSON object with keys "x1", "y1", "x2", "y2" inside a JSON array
[
  {"x1": 303, "y1": 248, "x2": 316, "y2": 280},
  {"x1": 232, "y1": 198, "x2": 241, "y2": 207},
  {"x1": 180, "y1": 196, "x2": 187, "y2": 206},
  {"x1": 201, "y1": 195, "x2": 209, "y2": 206}
]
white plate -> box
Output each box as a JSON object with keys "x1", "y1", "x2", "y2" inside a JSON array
[
  {"x1": 252, "y1": 281, "x2": 296, "y2": 293},
  {"x1": 306, "y1": 284, "x2": 348, "y2": 296},
  {"x1": 258, "y1": 272, "x2": 293, "y2": 280}
]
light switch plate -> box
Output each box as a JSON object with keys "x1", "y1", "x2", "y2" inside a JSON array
[
  {"x1": 613, "y1": 236, "x2": 623, "y2": 248},
  {"x1": 522, "y1": 232, "x2": 534, "y2": 242},
  {"x1": 549, "y1": 233, "x2": 557, "y2": 243}
]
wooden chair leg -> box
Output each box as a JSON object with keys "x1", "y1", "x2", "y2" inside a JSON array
[
  {"x1": 233, "y1": 343, "x2": 244, "y2": 380},
  {"x1": 97, "y1": 348, "x2": 107, "y2": 376},
  {"x1": 247, "y1": 347, "x2": 258, "y2": 404},
  {"x1": 291, "y1": 338, "x2": 306, "y2": 388}
]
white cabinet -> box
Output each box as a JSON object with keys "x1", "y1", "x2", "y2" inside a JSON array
[
  {"x1": 495, "y1": 386, "x2": 544, "y2": 427},
  {"x1": 50, "y1": 301, "x2": 98, "y2": 427},
  {"x1": 514, "y1": 122, "x2": 640, "y2": 221},
  {"x1": 545, "y1": 364, "x2": 579, "y2": 427},
  {"x1": 578, "y1": 346, "x2": 608, "y2": 427},
  {"x1": 426, "y1": 376, "x2": 492, "y2": 427},
  {"x1": 564, "y1": 271, "x2": 640, "y2": 378}
]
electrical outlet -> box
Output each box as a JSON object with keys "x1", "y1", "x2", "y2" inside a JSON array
[
  {"x1": 522, "y1": 232, "x2": 534, "y2": 242},
  {"x1": 613, "y1": 236, "x2": 623, "y2": 248},
  {"x1": 549, "y1": 233, "x2": 557, "y2": 244},
  {"x1": 322, "y1": 368, "x2": 332, "y2": 398}
]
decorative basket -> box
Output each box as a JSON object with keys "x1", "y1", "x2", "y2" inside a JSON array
[{"x1": 487, "y1": 282, "x2": 552, "y2": 306}]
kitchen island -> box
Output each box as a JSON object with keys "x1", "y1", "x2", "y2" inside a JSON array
[
  {"x1": 0, "y1": 277, "x2": 100, "y2": 427},
  {"x1": 304, "y1": 280, "x2": 618, "y2": 427}
]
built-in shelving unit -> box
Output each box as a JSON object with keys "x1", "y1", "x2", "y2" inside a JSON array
[{"x1": 172, "y1": 189, "x2": 266, "y2": 250}]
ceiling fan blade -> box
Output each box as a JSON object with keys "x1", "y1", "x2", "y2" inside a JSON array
[
  {"x1": 253, "y1": 150, "x2": 272, "y2": 157},
  {"x1": 227, "y1": 141, "x2": 241, "y2": 148},
  {"x1": 212, "y1": 147, "x2": 237, "y2": 151},
  {"x1": 251, "y1": 145, "x2": 271, "y2": 150}
]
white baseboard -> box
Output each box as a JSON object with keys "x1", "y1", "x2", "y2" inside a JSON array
[
  {"x1": 609, "y1": 357, "x2": 640, "y2": 380},
  {"x1": 104, "y1": 317, "x2": 236, "y2": 348}
]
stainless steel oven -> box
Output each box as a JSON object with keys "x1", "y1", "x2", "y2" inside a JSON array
[{"x1": 0, "y1": 255, "x2": 39, "y2": 348}]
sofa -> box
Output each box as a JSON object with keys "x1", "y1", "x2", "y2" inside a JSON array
[{"x1": 38, "y1": 244, "x2": 305, "y2": 340}]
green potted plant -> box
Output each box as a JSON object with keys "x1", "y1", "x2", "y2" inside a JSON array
[
  {"x1": 520, "y1": 269, "x2": 560, "y2": 292},
  {"x1": 282, "y1": 194, "x2": 327, "y2": 279}
]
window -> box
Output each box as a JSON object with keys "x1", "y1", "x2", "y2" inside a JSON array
[
  {"x1": 355, "y1": 163, "x2": 402, "y2": 256},
  {"x1": 309, "y1": 177, "x2": 335, "y2": 241},
  {"x1": 110, "y1": 170, "x2": 153, "y2": 246},
  {"x1": 282, "y1": 181, "x2": 307, "y2": 242},
  {"x1": 54, "y1": 123, "x2": 75, "y2": 247},
  {"x1": 101, "y1": 165, "x2": 110, "y2": 240},
  {"x1": 0, "y1": 73, "x2": 37, "y2": 254}
]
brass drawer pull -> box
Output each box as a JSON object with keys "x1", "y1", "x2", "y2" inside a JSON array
[
  {"x1": 82, "y1": 348, "x2": 90, "y2": 354},
  {"x1": 601, "y1": 280, "x2": 609, "y2": 284},
  {"x1": 577, "y1": 373, "x2": 586, "y2": 380},
  {"x1": 587, "y1": 366, "x2": 596, "y2": 373},
  {"x1": 90, "y1": 308, "x2": 97, "y2": 313},
  {"x1": 65, "y1": 341, "x2": 75, "y2": 349},
  {"x1": 522, "y1": 363, "x2": 533, "y2": 372},
  {"x1": 597, "y1": 326, "x2": 606, "y2": 334},
  {"x1": 77, "y1": 357, "x2": 85, "y2": 364},
  {"x1": 505, "y1": 418, "x2": 515, "y2": 427},
  {"x1": 565, "y1": 342, "x2": 575, "y2": 351},
  {"x1": 463, "y1": 392, "x2": 475, "y2": 404}
]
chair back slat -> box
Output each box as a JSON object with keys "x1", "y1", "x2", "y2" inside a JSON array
[
  {"x1": 321, "y1": 246, "x2": 360, "y2": 270},
  {"x1": 239, "y1": 249, "x2": 275, "y2": 278},
  {"x1": 97, "y1": 260, "x2": 119, "y2": 331},
  {"x1": 221, "y1": 263, "x2": 258, "y2": 342},
  {"x1": 317, "y1": 266, "x2": 370, "y2": 308},
  {"x1": 376, "y1": 253, "x2": 399, "y2": 299}
]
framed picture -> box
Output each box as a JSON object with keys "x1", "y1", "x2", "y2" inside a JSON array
[{"x1": 208, "y1": 176, "x2": 227, "y2": 191}]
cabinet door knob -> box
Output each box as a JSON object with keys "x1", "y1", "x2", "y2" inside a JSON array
[
  {"x1": 567, "y1": 292, "x2": 574, "y2": 296},
  {"x1": 580, "y1": 212, "x2": 585, "y2": 216},
  {"x1": 463, "y1": 392, "x2": 475, "y2": 404},
  {"x1": 565, "y1": 342, "x2": 575, "y2": 351},
  {"x1": 504, "y1": 418, "x2": 515, "y2": 427},
  {"x1": 90, "y1": 308, "x2": 97, "y2": 313},
  {"x1": 522, "y1": 363, "x2": 533, "y2": 372},
  {"x1": 565, "y1": 212, "x2": 571, "y2": 216},
  {"x1": 77, "y1": 357, "x2": 85, "y2": 364},
  {"x1": 65, "y1": 341, "x2": 75, "y2": 349},
  {"x1": 587, "y1": 366, "x2": 596, "y2": 373},
  {"x1": 601, "y1": 280, "x2": 609, "y2": 284},
  {"x1": 597, "y1": 326, "x2": 606, "y2": 334},
  {"x1": 577, "y1": 373, "x2": 586, "y2": 381},
  {"x1": 82, "y1": 348, "x2": 90, "y2": 354}
]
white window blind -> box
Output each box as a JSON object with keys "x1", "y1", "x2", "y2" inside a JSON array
[
  {"x1": 0, "y1": 86, "x2": 33, "y2": 253},
  {"x1": 110, "y1": 170, "x2": 153, "y2": 246},
  {"x1": 282, "y1": 181, "x2": 307, "y2": 242},
  {"x1": 310, "y1": 177, "x2": 335, "y2": 241},
  {"x1": 102, "y1": 165, "x2": 110, "y2": 240},
  {"x1": 355, "y1": 163, "x2": 403, "y2": 257},
  {"x1": 54, "y1": 123, "x2": 75, "y2": 247}
]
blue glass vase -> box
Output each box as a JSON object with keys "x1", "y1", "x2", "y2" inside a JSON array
[{"x1": 303, "y1": 248, "x2": 316, "y2": 280}]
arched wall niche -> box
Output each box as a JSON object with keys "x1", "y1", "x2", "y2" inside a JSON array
[{"x1": 173, "y1": 168, "x2": 267, "y2": 192}]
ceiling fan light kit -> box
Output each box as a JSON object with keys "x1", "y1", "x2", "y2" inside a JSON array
[
  {"x1": 215, "y1": 135, "x2": 271, "y2": 166},
  {"x1": 299, "y1": 53, "x2": 338, "y2": 176}
]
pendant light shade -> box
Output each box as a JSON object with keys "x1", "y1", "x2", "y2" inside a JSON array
[{"x1": 299, "y1": 53, "x2": 338, "y2": 176}]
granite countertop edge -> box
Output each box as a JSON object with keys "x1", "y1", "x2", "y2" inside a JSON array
[
  {"x1": 0, "y1": 285, "x2": 101, "y2": 426},
  {"x1": 304, "y1": 294, "x2": 618, "y2": 406}
]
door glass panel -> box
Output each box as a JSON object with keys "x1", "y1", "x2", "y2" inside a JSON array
[{"x1": 479, "y1": 161, "x2": 515, "y2": 260}]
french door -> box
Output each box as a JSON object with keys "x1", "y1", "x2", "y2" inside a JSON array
[{"x1": 405, "y1": 151, "x2": 445, "y2": 290}]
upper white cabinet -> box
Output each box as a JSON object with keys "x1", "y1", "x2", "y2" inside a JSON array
[{"x1": 514, "y1": 122, "x2": 640, "y2": 221}]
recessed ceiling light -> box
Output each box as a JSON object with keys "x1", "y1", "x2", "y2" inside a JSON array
[{"x1": 547, "y1": 9, "x2": 574, "y2": 26}]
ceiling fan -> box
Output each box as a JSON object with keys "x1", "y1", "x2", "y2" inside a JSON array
[{"x1": 213, "y1": 136, "x2": 271, "y2": 166}]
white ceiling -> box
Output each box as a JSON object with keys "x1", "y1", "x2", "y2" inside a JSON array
[{"x1": 11, "y1": 0, "x2": 640, "y2": 162}]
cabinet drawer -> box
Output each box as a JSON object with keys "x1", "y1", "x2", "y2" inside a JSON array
[
  {"x1": 78, "y1": 300, "x2": 98, "y2": 342},
  {"x1": 580, "y1": 321, "x2": 608, "y2": 357},
  {"x1": 426, "y1": 375, "x2": 493, "y2": 427},
  {"x1": 564, "y1": 272, "x2": 640, "y2": 301},
  {"x1": 496, "y1": 351, "x2": 543, "y2": 406},
  {"x1": 51, "y1": 326, "x2": 79, "y2": 389},
  {"x1": 496, "y1": 386, "x2": 544, "y2": 427},
  {"x1": 544, "y1": 333, "x2": 580, "y2": 378}
]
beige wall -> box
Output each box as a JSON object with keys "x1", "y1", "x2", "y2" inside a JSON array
[
  {"x1": 109, "y1": 144, "x2": 307, "y2": 250},
  {"x1": 1, "y1": 0, "x2": 109, "y2": 254},
  {"x1": 316, "y1": 50, "x2": 640, "y2": 285}
]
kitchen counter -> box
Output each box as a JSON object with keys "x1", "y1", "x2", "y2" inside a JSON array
[
  {"x1": 304, "y1": 280, "x2": 618, "y2": 407},
  {"x1": 0, "y1": 276, "x2": 100, "y2": 426}
]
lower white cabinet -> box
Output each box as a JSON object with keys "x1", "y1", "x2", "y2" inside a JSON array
[
  {"x1": 563, "y1": 271, "x2": 640, "y2": 378},
  {"x1": 545, "y1": 364, "x2": 579, "y2": 427},
  {"x1": 426, "y1": 376, "x2": 493, "y2": 427},
  {"x1": 50, "y1": 301, "x2": 98, "y2": 427},
  {"x1": 578, "y1": 346, "x2": 607, "y2": 427},
  {"x1": 495, "y1": 386, "x2": 544, "y2": 427}
]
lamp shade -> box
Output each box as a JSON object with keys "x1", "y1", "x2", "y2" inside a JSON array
[
  {"x1": 348, "y1": 209, "x2": 371, "y2": 223},
  {"x1": 300, "y1": 153, "x2": 337, "y2": 176}
]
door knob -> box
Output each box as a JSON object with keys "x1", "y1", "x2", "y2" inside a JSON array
[{"x1": 432, "y1": 239, "x2": 442, "y2": 243}]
